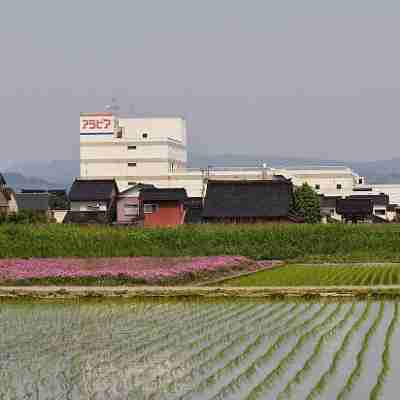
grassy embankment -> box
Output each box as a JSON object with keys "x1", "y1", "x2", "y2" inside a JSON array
[
  {"x1": 1, "y1": 223, "x2": 400, "y2": 261},
  {"x1": 2, "y1": 224, "x2": 400, "y2": 289}
]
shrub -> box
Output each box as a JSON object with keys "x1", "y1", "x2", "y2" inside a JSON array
[{"x1": 0, "y1": 210, "x2": 50, "y2": 225}]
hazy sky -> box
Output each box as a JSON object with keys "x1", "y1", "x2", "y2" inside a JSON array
[{"x1": 2, "y1": 0, "x2": 400, "y2": 162}]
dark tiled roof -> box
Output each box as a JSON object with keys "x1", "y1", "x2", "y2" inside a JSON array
[
  {"x1": 69, "y1": 180, "x2": 118, "y2": 202},
  {"x1": 140, "y1": 188, "x2": 187, "y2": 202},
  {"x1": 202, "y1": 180, "x2": 293, "y2": 218},
  {"x1": 15, "y1": 193, "x2": 49, "y2": 211},
  {"x1": 336, "y1": 198, "x2": 373, "y2": 215},
  {"x1": 348, "y1": 193, "x2": 389, "y2": 206}
]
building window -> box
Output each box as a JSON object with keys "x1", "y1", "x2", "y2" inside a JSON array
[
  {"x1": 128, "y1": 146, "x2": 137, "y2": 150},
  {"x1": 128, "y1": 162, "x2": 137, "y2": 167},
  {"x1": 128, "y1": 182, "x2": 136, "y2": 186},
  {"x1": 336, "y1": 184, "x2": 342, "y2": 190},
  {"x1": 142, "y1": 133, "x2": 148, "y2": 139},
  {"x1": 124, "y1": 204, "x2": 139, "y2": 216},
  {"x1": 375, "y1": 209, "x2": 386, "y2": 216},
  {"x1": 358, "y1": 178, "x2": 363, "y2": 184},
  {"x1": 144, "y1": 204, "x2": 159, "y2": 214},
  {"x1": 87, "y1": 203, "x2": 100, "y2": 210},
  {"x1": 315, "y1": 184, "x2": 320, "y2": 190}
]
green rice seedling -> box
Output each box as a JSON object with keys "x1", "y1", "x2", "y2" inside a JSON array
[
  {"x1": 390, "y1": 267, "x2": 400, "y2": 285},
  {"x1": 178, "y1": 304, "x2": 315, "y2": 400},
  {"x1": 134, "y1": 303, "x2": 257, "y2": 381},
  {"x1": 305, "y1": 302, "x2": 372, "y2": 400},
  {"x1": 153, "y1": 303, "x2": 290, "y2": 397},
  {"x1": 370, "y1": 302, "x2": 399, "y2": 400},
  {"x1": 244, "y1": 304, "x2": 343, "y2": 400},
  {"x1": 277, "y1": 303, "x2": 356, "y2": 399},
  {"x1": 380, "y1": 266, "x2": 392, "y2": 285},
  {"x1": 202, "y1": 304, "x2": 330, "y2": 400},
  {"x1": 336, "y1": 302, "x2": 385, "y2": 400}
]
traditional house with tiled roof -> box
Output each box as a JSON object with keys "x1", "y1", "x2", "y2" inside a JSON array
[
  {"x1": 202, "y1": 177, "x2": 299, "y2": 223},
  {"x1": 67, "y1": 179, "x2": 118, "y2": 224}
]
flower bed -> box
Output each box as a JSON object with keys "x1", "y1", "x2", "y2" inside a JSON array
[{"x1": 0, "y1": 256, "x2": 269, "y2": 286}]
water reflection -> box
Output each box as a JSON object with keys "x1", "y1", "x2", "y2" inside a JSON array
[{"x1": 0, "y1": 299, "x2": 398, "y2": 400}]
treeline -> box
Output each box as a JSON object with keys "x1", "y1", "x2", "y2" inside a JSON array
[{"x1": 0, "y1": 224, "x2": 400, "y2": 261}]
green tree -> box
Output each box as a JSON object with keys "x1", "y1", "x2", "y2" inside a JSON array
[{"x1": 291, "y1": 183, "x2": 321, "y2": 223}]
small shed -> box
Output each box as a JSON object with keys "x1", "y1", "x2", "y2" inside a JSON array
[
  {"x1": 139, "y1": 188, "x2": 187, "y2": 227},
  {"x1": 117, "y1": 183, "x2": 154, "y2": 224}
]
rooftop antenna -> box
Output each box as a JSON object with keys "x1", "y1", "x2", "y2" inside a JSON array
[{"x1": 105, "y1": 97, "x2": 120, "y2": 116}]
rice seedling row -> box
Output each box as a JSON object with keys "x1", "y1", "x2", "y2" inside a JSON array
[
  {"x1": 2, "y1": 300, "x2": 400, "y2": 400},
  {"x1": 145, "y1": 303, "x2": 283, "y2": 393},
  {"x1": 370, "y1": 302, "x2": 399, "y2": 399},
  {"x1": 242, "y1": 304, "x2": 345, "y2": 400},
  {"x1": 223, "y1": 264, "x2": 400, "y2": 287},
  {"x1": 336, "y1": 302, "x2": 386, "y2": 399},
  {"x1": 196, "y1": 304, "x2": 330, "y2": 400},
  {"x1": 177, "y1": 304, "x2": 316, "y2": 400},
  {"x1": 276, "y1": 302, "x2": 357, "y2": 400},
  {"x1": 150, "y1": 304, "x2": 296, "y2": 399}
]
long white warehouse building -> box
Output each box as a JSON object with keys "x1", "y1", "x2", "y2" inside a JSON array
[{"x1": 80, "y1": 112, "x2": 375, "y2": 198}]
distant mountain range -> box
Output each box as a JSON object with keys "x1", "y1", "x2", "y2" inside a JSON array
[{"x1": 2, "y1": 154, "x2": 400, "y2": 191}]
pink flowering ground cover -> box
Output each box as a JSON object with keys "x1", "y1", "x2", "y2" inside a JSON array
[{"x1": 0, "y1": 257, "x2": 272, "y2": 286}]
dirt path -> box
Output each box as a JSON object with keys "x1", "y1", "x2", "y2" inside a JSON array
[{"x1": 1, "y1": 285, "x2": 400, "y2": 299}]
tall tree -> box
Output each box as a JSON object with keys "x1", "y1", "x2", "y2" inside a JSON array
[{"x1": 291, "y1": 183, "x2": 321, "y2": 223}]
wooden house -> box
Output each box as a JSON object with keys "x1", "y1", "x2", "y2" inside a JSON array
[{"x1": 202, "y1": 178, "x2": 299, "y2": 223}]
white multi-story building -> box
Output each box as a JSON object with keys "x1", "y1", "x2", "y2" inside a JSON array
[
  {"x1": 80, "y1": 112, "x2": 187, "y2": 182},
  {"x1": 79, "y1": 112, "x2": 397, "y2": 221}
]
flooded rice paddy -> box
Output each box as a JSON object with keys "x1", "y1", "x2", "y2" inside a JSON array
[{"x1": 0, "y1": 299, "x2": 399, "y2": 400}]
